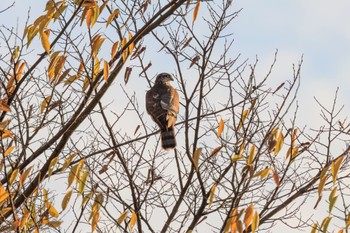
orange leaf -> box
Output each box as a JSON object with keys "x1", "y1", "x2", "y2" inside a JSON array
[
  {"x1": 244, "y1": 204, "x2": 254, "y2": 229},
  {"x1": 103, "y1": 60, "x2": 109, "y2": 82},
  {"x1": 217, "y1": 118, "x2": 224, "y2": 137},
  {"x1": 129, "y1": 210, "x2": 137, "y2": 231},
  {"x1": 192, "y1": 0, "x2": 200, "y2": 25},
  {"x1": 86, "y1": 8, "x2": 93, "y2": 28},
  {"x1": 0, "y1": 101, "x2": 11, "y2": 112},
  {"x1": 106, "y1": 9, "x2": 119, "y2": 27},
  {"x1": 117, "y1": 210, "x2": 128, "y2": 224},
  {"x1": 91, "y1": 211, "x2": 99, "y2": 232},
  {"x1": 274, "y1": 130, "x2": 284, "y2": 155},
  {"x1": 4, "y1": 145, "x2": 15, "y2": 156},
  {"x1": 111, "y1": 41, "x2": 120, "y2": 59},
  {"x1": 210, "y1": 146, "x2": 223, "y2": 157}
]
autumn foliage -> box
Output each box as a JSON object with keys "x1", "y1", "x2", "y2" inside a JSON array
[{"x1": 0, "y1": 0, "x2": 350, "y2": 233}]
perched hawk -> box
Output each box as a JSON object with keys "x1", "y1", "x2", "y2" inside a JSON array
[{"x1": 146, "y1": 73, "x2": 179, "y2": 150}]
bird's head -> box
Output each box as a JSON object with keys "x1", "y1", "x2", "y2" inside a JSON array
[{"x1": 155, "y1": 73, "x2": 174, "y2": 85}]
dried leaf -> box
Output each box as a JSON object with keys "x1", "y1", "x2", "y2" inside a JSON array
[
  {"x1": 20, "y1": 166, "x2": 33, "y2": 187},
  {"x1": 321, "y1": 216, "x2": 332, "y2": 233},
  {"x1": 332, "y1": 155, "x2": 345, "y2": 183},
  {"x1": 232, "y1": 154, "x2": 244, "y2": 162},
  {"x1": 273, "y1": 169, "x2": 280, "y2": 187},
  {"x1": 251, "y1": 211, "x2": 260, "y2": 233},
  {"x1": 48, "y1": 202, "x2": 59, "y2": 218},
  {"x1": 274, "y1": 130, "x2": 284, "y2": 156},
  {"x1": 129, "y1": 210, "x2": 137, "y2": 231},
  {"x1": 310, "y1": 223, "x2": 318, "y2": 233},
  {"x1": 210, "y1": 146, "x2": 223, "y2": 157},
  {"x1": 48, "y1": 156, "x2": 58, "y2": 177},
  {"x1": 111, "y1": 41, "x2": 120, "y2": 59},
  {"x1": 244, "y1": 204, "x2": 254, "y2": 229},
  {"x1": 91, "y1": 212, "x2": 99, "y2": 232},
  {"x1": 247, "y1": 145, "x2": 255, "y2": 165},
  {"x1": 41, "y1": 96, "x2": 51, "y2": 113},
  {"x1": 254, "y1": 167, "x2": 271, "y2": 180},
  {"x1": 61, "y1": 189, "x2": 73, "y2": 211},
  {"x1": 0, "y1": 101, "x2": 11, "y2": 112},
  {"x1": 329, "y1": 187, "x2": 338, "y2": 213},
  {"x1": 124, "y1": 67, "x2": 132, "y2": 84},
  {"x1": 86, "y1": 8, "x2": 93, "y2": 28},
  {"x1": 0, "y1": 184, "x2": 9, "y2": 204},
  {"x1": 128, "y1": 31, "x2": 135, "y2": 54},
  {"x1": 117, "y1": 210, "x2": 128, "y2": 224},
  {"x1": 192, "y1": 0, "x2": 200, "y2": 25},
  {"x1": 106, "y1": 9, "x2": 119, "y2": 27},
  {"x1": 78, "y1": 169, "x2": 89, "y2": 194},
  {"x1": 208, "y1": 183, "x2": 217, "y2": 207},
  {"x1": 193, "y1": 148, "x2": 202, "y2": 171},
  {"x1": 238, "y1": 109, "x2": 249, "y2": 130},
  {"x1": 40, "y1": 30, "x2": 50, "y2": 54},
  {"x1": 217, "y1": 118, "x2": 224, "y2": 137},
  {"x1": 61, "y1": 152, "x2": 77, "y2": 172},
  {"x1": 4, "y1": 146, "x2": 15, "y2": 156},
  {"x1": 103, "y1": 60, "x2": 109, "y2": 82},
  {"x1": 272, "y1": 82, "x2": 285, "y2": 94},
  {"x1": 9, "y1": 169, "x2": 19, "y2": 185}
]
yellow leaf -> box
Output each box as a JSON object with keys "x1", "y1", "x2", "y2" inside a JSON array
[
  {"x1": 321, "y1": 216, "x2": 332, "y2": 233},
  {"x1": 61, "y1": 189, "x2": 73, "y2": 211},
  {"x1": 217, "y1": 118, "x2": 224, "y2": 137},
  {"x1": 329, "y1": 187, "x2": 338, "y2": 213},
  {"x1": 0, "y1": 184, "x2": 9, "y2": 204},
  {"x1": 338, "y1": 230, "x2": 344, "y2": 233},
  {"x1": 4, "y1": 145, "x2": 15, "y2": 156},
  {"x1": 82, "y1": 191, "x2": 93, "y2": 206},
  {"x1": 232, "y1": 154, "x2": 244, "y2": 162},
  {"x1": 93, "y1": 57, "x2": 100, "y2": 79},
  {"x1": 346, "y1": 213, "x2": 350, "y2": 229},
  {"x1": 332, "y1": 155, "x2": 345, "y2": 183},
  {"x1": 254, "y1": 168, "x2": 271, "y2": 180},
  {"x1": 208, "y1": 183, "x2": 217, "y2": 207},
  {"x1": 106, "y1": 9, "x2": 119, "y2": 27},
  {"x1": 247, "y1": 145, "x2": 255, "y2": 165},
  {"x1": 117, "y1": 210, "x2": 128, "y2": 224},
  {"x1": 41, "y1": 96, "x2": 51, "y2": 113},
  {"x1": 20, "y1": 166, "x2": 33, "y2": 187},
  {"x1": 78, "y1": 169, "x2": 89, "y2": 194},
  {"x1": 61, "y1": 152, "x2": 77, "y2": 172},
  {"x1": 192, "y1": 148, "x2": 202, "y2": 171},
  {"x1": 92, "y1": 212, "x2": 99, "y2": 232},
  {"x1": 244, "y1": 204, "x2": 254, "y2": 230},
  {"x1": 48, "y1": 202, "x2": 59, "y2": 218},
  {"x1": 9, "y1": 169, "x2": 19, "y2": 185},
  {"x1": 210, "y1": 146, "x2": 223, "y2": 157},
  {"x1": 192, "y1": 0, "x2": 200, "y2": 25},
  {"x1": 130, "y1": 210, "x2": 137, "y2": 231},
  {"x1": 47, "y1": 221, "x2": 62, "y2": 228},
  {"x1": 310, "y1": 223, "x2": 318, "y2": 233},
  {"x1": 40, "y1": 30, "x2": 50, "y2": 54},
  {"x1": 64, "y1": 75, "x2": 80, "y2": 86},
  {"x1": 274, "y1": 130, "x2": 284, "y2": 155},
  {"x1": 48, "y1": 156, "x2": 58, "y2": 177},
  {"x1": 238, "y1": 109, "x2": 249, "y2": 130},
  {"x1": 103, "y1": 60, "x2": 109, "y2": 82},
  {"x1": 251, "y1": 211, "x2": 260, "y2": 233}
]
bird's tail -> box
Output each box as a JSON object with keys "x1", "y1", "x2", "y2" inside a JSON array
[{"x1": 161, "y1": 126, "x2": 176, "y2": 150}]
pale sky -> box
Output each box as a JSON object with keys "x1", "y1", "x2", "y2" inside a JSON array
[{"x1": 1, "y1": 1, "x2": 349, "y2": 232}]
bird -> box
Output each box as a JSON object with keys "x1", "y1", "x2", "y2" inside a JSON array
[{"x1": 146, "y1": 73, "x2": 179, "y2": 150}]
